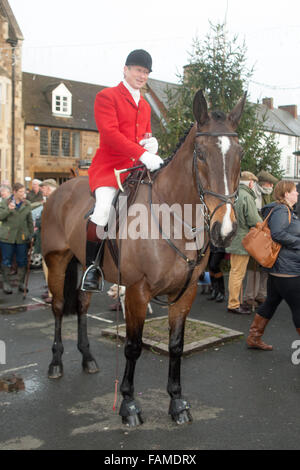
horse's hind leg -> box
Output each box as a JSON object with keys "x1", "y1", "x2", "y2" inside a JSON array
[
  {"x1": 167, "y1": 284, "x2": 197, "y2": 424},
  {"x1": 119, "y1": 278, "x2": 149, "y2": 427},
  {"x1": 77, "y1": 290, "x2": 99, "y2": 374},
  {"x1": 46, "y1": 251, "x2": 73, "y2": 379}
]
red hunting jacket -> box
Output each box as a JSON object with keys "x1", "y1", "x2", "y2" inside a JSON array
[{"x1": 88, "y1": 82, "x2": 152, "y2": 192}]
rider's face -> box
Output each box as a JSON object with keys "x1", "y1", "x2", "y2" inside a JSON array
[{"x1": 123, "y1": 65, "x2": 150, "y2": 90}]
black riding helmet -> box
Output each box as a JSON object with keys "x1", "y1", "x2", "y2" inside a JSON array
[{"x1": 125, "y1": 49, "x2": 152, "y2": 72}]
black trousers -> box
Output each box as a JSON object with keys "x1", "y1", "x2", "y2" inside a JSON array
[
  {"x1": 258, "y1": 275, "x2": 300, "y2": 328},
  {"x1": 208, "y1": 252, "x2": 225, "y2": 274}
]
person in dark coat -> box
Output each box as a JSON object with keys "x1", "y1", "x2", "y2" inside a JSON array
[
  {"x1": 26, "y1": 179, "x2": 43, "y2": 207},
  {"x1": 207, "y1": 243, "x2": 226, "y2": 302},
  {"x1": 247, "y1": 180, "x2": 300, "y2": 350}
]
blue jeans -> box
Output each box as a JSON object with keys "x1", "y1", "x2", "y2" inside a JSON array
[{"x1": 0, "y1": 242, "x2": 28, "y2": 268}]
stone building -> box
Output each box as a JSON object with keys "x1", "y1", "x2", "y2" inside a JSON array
[
  {"x1": 22, "y1": 72, "x2": 105, "y2": 183},
  {"x1": 0, "y1": 0, "x2": 24, "y2": 184}
]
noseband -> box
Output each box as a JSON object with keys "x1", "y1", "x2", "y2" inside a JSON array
[{"x1": 193, "y1": 131, "x2": 239, "y2": 230}]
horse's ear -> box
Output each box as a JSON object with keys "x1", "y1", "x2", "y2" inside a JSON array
[
  {"x1": 193, "y1": 89, "x2": 209, "y2": 126},
  {"x1": 228, "y1": 92, "x2": 247, "y2": 129}
]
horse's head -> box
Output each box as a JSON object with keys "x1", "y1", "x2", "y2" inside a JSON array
[{"x1": 193, "y1": 89, "x2": 246, "y2": 248}]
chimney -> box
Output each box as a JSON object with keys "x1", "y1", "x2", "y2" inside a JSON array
[
  {"x1": 262, "y1": 98, "x2": 274, "y2": 109},
  {"x1": 278, "y1": 105, "x2": 298, "y2": 119}
]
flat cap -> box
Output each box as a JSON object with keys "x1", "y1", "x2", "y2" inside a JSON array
[
  {"x1": 240, "y1": 171, "x2": 258, "y2": 182},
  {"x1": 40, "y1": 178, "x2": 58, "y2": 189},
  {"x1": 256, "y1": 170, "x2": 278, "y2": 184}
]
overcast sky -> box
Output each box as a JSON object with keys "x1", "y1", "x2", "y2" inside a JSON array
[{"x1": 7, "y1": 0, "x2": 300, "y2": 110}]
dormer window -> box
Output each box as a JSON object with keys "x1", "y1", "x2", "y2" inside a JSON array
[{"x1": 52, "y1": 83, "x2": 72, "y2": 116}]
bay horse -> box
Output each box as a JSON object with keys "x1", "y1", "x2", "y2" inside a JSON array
[{"x1": 42, "y1": 90, "x2": 246, "y2": 426}]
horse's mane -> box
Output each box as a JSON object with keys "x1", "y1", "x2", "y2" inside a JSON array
[
  {"x1": 153, "y1": 110, "x2": 226, "y2": 177},
  {"x1": 153, "y1": 122, "x2": 195, "y2": 176}
]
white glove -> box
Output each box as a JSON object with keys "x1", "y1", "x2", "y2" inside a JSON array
[
  {"x1": 139, "y1": 136, "x2": 159, "y2": 154},
  {"x1": 139, "y1": 151, "x2": 164, "y2": 171}
]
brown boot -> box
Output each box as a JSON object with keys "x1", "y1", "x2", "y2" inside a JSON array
[{"x1": 246, "y1": 314, "x2": 273, "y2": 351}]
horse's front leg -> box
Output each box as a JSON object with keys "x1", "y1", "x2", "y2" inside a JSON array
[
  {"x1": 77, "y1": 290, "x2": 99, "y2": 374},
  {"x1": 119, "y1": 278, "x2": 149, "y2": 427},
  {"x1": 167, "y1": 283, "x2": 197, "y2": 424}
]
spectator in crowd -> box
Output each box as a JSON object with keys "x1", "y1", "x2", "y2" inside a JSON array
[
  {"x1": 0, "y1": 183, "x2": 34, "y2": 294},
  {"x1": 39, "y1": 179, "x2": 58, "y2": 303},
  {"x1": 0, "y1": 184, "x2": 12, "y2": 202},
  {"x1": 226, "y1": 172, "x2": 262, "y2": 314},
  {"x1": 247, "y1": 180, "x2": 299, "y2": 350},
  {"x1": 26, "y1": 179, "x2": 43, "y2": 207},
  {"x1": 40, "y1": 179, "x2": 58, "y2": 200},
  {"x1": 243, "y1": 170, "x2": 278, "y2": 307},
  {"x1": 295, "y1": 182, "x2": 300, "y2": 216}
]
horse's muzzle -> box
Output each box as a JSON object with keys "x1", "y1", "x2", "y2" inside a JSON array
[{"x1": 210, "y1": 221, "x2": 237, "y2": 248}]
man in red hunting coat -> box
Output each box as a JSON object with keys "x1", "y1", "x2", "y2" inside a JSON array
[{"x1": 82, "y1": 49, "x2": 163, "y2": 291}]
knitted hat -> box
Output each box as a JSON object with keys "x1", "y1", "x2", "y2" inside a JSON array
[
  {"x1": 125, "y1": 49, "x2": 152, "y2": 72},
  {"x1": 240, "y1": 171, "x2": 258, "y2": 182}
]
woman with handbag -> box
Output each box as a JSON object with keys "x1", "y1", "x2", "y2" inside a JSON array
[{"x1": 247, "y1": 180, "x2": 300, "y2": 350}]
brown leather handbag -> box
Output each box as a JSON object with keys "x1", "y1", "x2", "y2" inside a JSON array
[{"x1": 242, "y1": 206, "x2": 291, "y2": 268}]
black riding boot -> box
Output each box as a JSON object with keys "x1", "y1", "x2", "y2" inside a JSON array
[
  {"x1": 81, "y1": 221, "x2": 105, "y2": 292},
  {"x1": 215, "y1": 276, "x2": 225, "y2": 303},
  {"x1": 208, "y1": 276, "x2": 218, "y2": 300}
]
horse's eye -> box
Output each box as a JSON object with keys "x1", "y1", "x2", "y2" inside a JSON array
[{"x1": 196, "y1": 146, "x2": 205, "y2": 161}]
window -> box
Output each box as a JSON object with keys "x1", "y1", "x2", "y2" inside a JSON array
[
  {"x1": 40, "y1": 128, "x2": 80, "y2": 157},
  {"x1": 40, "y1": 128, "x2": 49, "y2": 155},
  {"x1": 72, "y1": 132, "x2": 80, "y2": 157},
  {"x1": 52, "y1": 83, "x2": 72, "y2": 116},
  {"x1": 51, "y1": 130, "x2": 60, "y2": 156},
  {"x1": 62, "y1": 131, "x2": 70, "y2": 156}
]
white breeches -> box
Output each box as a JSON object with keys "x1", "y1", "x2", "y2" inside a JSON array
[{"x1": 90, "y1": 186, "x2": 117, "y2": 227}]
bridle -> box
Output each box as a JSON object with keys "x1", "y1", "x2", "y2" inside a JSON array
[{"x1": 193, "y1": 131, "x2": 239, "y2": 231}]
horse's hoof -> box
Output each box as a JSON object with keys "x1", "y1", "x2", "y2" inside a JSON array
[
  {"x1": 169, "y1": 398, "x2": 192, "y2": 425},
  {"x1": 122, "y1": 413, "x2": 143, "y2": 427},
  {"x1": 48, "y1": 364, "x2": 63, "y2": 379},
  {"x1": 119, "y1": 399, "x2": 143, "y2": 427},
  {"x1": 82, "y1": 360, "x2": 100, "y2": 374}
]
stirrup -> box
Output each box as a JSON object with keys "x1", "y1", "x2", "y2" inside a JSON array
[{"x1": 81, "y1": 264, "x2": 105, "y2": 292}]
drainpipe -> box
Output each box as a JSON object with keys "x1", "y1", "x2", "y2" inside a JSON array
[{"x1": 6, "y1": 38, "x2": 18, "y2": 185}]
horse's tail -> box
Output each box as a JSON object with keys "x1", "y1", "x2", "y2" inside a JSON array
[{"x1": 63, "y1": 256, "x2": 78, "y2": 315}]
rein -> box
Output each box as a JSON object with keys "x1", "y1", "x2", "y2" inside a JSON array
[
  {"x1": 149, "y1": 129, "x2": 239, "y2": 306},
  {"x1": 193, "y1": 131, "x2": 239, "y2": 226},
  {"x1": 107, "y1": 129, "x2": 239, "y2": 308}
]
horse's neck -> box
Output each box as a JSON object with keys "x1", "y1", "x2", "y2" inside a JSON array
[{"x1": 155, "y1": 126, "x2": 197, "y2": 206}]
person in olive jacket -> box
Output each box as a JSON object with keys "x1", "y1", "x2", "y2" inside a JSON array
[
  {"x1": 226, "y1": 172, "x2": 262, "y2": 314},
  {"x1": 0, "y1": 182, "x2": 34, "y2": 294}
]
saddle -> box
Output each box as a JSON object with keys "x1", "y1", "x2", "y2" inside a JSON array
[{"x1": 86, "y1": 168, "x2": 149, "y2": 272}]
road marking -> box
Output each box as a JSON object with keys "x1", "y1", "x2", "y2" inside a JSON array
[
  {"x1": 0, "y1": 363, "x2": 38, "y2": 376},
  {"x1": 87, "y1": 314, "x2": 113, "y2": 324}
]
